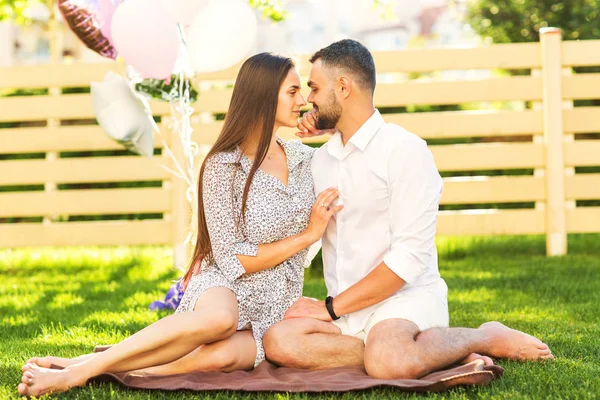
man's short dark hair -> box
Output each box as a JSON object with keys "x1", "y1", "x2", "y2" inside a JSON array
[{"x1": 310, "y1": 39, "x2": 376, "y2": 94}]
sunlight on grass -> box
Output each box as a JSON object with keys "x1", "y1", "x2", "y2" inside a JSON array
[
  {"x1": 47, "y1": 293, "x2": 85, "y2": 309},
  {"x1": 450, "y1": 287, "x2": 498, "y2": 304}
]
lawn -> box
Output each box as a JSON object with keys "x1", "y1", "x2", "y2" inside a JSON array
[{"x1": 1, "y1": 234, "x2": 599, "y2": 399}]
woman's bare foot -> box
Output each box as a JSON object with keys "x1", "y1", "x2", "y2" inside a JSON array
[
  {"x1": 25, "y1": 354, "x2": 95, "y2": 369},
  {"x1": 461, "y1": 352, "x2": 494, "y2": 366},
  {"x1": 17, "y1": 364, "x2": 87, "y2": 397},
  {"x1": 478, "y1": 321, "x2": 554, "y2": 361}
]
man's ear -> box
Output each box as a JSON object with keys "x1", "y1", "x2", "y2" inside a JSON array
[{"x1": 338, "y1": 76, "x2": 352, "y2": 99}]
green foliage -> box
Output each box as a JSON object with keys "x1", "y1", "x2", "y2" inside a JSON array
[
  {"x1": 0, "y1": 0, "x2": 44, "y2": 25},
  {"x1": 248, "y1": 0, "x2": 287, "y2": 22},
  {"x1": 466, "y1": 0, "x2": 600, "y2": 42}
]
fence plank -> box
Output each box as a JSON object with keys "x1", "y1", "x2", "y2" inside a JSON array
[
  {"x1": 369, "y1": 43, "x2": 542, "y2": 72},
  {"x1": 0, "y1": 220, "x2": 171, "y2": 247},
  {"x1": 566, "y1": 174, "x2": 600, "y2": 200},
  {"x1": 0, "y1": 126, "x2": 170, "y2": 154},
  {"x1": 437, "y1": 209, "x2": 545, "y2": 235},
  {"x1": 563, "y1": 73, "x2": 600, "y2": 100},
  {"x1": 567, "y1": 207, "x2": 600, "y2": 233},
  {"x1": 431, "y1": 143, "x2": 545, "y2": 171},
  {"x1": 0, "y1": 63, "x2": 124, "y2": 89},
  {"x1": 375, "y1": 77, "x2": 542, "y2": 107},
  {"x1": 562, "y1": 40, "x2": 600, "y2": 67},
  {"x1": 0, "y1": 188, "x2": 171, "y2": 217},
  {"x1": 565, "y1": 141, "x2": 600, "y2": 167},
  {"x1": 0, "y1": 157, "x2": 170, "y2": 185},
  {"x1": 441, "y1": 176, "x2": 545, "y2": 204},
  {"x1": 564, "y1": 107, "x2": 600, "y2": 133}
]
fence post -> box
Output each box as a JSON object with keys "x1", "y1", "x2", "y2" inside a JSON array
[
  {"x1": 168, "y1": 118, "x2": 192, "y2": 270},
  {"x1": 540, "y1": 27, "x2": 567, "y2": 256}
]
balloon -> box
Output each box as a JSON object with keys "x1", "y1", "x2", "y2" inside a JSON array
[
  {"x1": 98, "y1": 0, "x2": 122, "y2": 45},
  {"x1": 161, "y1": 0, "x2": 209, "y2": 26},
  {"x1": 111, "y1": 0, "x2": 180, "y2": 79},
  {"x1": 91, "y1": 71, "x2": 155, "y2": 158},
  {"x1": 57, "y1": 0, "x2": 118, "y2": 59},
  {"x1": 186, "y1": 0, "x2": 257, "y2": 73}
]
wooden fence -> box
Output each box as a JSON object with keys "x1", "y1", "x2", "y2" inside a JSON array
[{"x1": 1, "y1": 28, "x2": 599, "y2": 258}]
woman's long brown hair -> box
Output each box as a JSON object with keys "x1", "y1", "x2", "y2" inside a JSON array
[{"x1": 182, "y1": 53, "x2": 295, "y2": 285}]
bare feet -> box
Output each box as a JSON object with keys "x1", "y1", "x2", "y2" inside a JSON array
[
  {"x1": 17, "y1": 363, "x2": 87, "y2": 397},
  {"x1": 461, "y1": 352, "x2": 494, "y2": 367},
  {"x1": 25, "y1": 354, "x2": 95, "y2": 369},
  {"x1": 479, "y1": 321, "x2": 554, "y2": 361}
]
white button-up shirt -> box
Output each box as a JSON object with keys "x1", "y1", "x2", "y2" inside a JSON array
[{"x1": 311, "y1": 110, "x2": 447, "y2": 334}]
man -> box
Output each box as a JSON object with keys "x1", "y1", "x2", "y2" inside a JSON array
[{"x1": 263, "y1": 39, "x2": 553, "y2": 379}]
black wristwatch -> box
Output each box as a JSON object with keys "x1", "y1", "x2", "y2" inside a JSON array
[{"x1": 325, "y1": 296, "x2": 340, "y2": 321}]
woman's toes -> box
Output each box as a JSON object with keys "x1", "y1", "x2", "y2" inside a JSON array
[
  {"x1": 26, "y1": 357, "x2": 39, "y2": 365},
  {"x1": 22, "y1": 363, "x2": 34, "y2": 372},
  {"x1": 17, "y1": 383, "x2": 28, "y2": 396},
  {"x1": 21, "y1": 374, "x2": 32, "y2": 385}
]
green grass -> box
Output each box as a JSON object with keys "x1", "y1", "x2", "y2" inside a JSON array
[{"x1": 1, "y1": 235, "x2": 599, "y2": 399}]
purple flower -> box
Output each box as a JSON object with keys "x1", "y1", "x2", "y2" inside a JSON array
[{"x1": 149, "y1": 278, "x2": 185, "y2": 311}]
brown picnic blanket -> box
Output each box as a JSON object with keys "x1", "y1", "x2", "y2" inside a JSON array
[{"x1": 65, "y1": 345, "x2": 504, "y2": 393}]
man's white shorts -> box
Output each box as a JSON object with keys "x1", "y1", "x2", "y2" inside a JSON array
[{"x1": 332, "y1": 283, "x2": 449, "y2": 343}]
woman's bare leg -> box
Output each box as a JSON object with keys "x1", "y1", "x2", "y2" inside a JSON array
[
  {"x1": 18, "y1": 287, "x2": 238, "y2": 397},
  {"x1": 137, "y1": 330, "x2": 257, "y2": 375}
]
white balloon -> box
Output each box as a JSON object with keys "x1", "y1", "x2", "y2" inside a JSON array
[
  {"x1": 161, "y1": 0, "x2": 209, "y2": 26},
  {"x1": 186, "y1": 0, "x2": 257, "y2": 73},
  {"x1": 91, "y1": 71, "x2": 155, "y2": 158}
]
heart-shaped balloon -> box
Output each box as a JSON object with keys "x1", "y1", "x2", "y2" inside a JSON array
[
  {"x1": 57, "y1": 0, "x2": 120, "y2": 59},
  {"x1": 91, "y1": 71, "x2": 155, "y2": 158}
]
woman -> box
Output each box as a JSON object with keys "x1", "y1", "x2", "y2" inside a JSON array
[{"x1": 18, "y1": 53, "x2": 342, "y2": 397}]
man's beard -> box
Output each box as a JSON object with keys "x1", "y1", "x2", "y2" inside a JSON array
[{"x1": 315, "y1": 91, "x2": 342, "y2": 130}]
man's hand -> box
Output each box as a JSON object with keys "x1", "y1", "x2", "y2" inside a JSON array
[
  {"x1": 296, "y1": 109, "x2": 335, "y2": 138},
  {"x1": 284, "y1": 296, "x2": 332, "y2": 321}
]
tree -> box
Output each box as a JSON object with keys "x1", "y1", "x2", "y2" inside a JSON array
[{"x1": 466, "y1": 0, "x2": 600, "y2": 43}]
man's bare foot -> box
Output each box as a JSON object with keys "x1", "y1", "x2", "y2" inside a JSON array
[
  {"x1": 461, "y1": 353, "x2": 494, "y2": 366},
  {"x1": 17, "y1": 364, "x2": 86, "y2": 397},
  {"x1": 479, "y1": 321, "x2": 554, "y2": 361},
  {"x1": 25, "y1": 354, "x2": 95, "y2": 369}
]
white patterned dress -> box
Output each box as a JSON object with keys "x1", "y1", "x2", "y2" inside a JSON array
[{"x1": 176, "y1": 137, "x2": 316, "y2": 366}]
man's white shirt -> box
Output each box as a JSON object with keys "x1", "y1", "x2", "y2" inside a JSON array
[{"x1": 311, "y1": 109, "x2": 447, "y2": 335}]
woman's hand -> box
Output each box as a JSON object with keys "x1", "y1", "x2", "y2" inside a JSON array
[
  {"x1": 304, "y1": 188, "x2": 343, "y2": 243},
  {"x1": 296, "y1": 109, "x2": 336, "y2": 138}
]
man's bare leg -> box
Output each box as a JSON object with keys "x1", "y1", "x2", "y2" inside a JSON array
[
  {"x1": 263, "y1": 318, "x2": 365, "y2": 370},
  {"x1": 364, "y1": 319, "x2": 554, "y2": 380}
]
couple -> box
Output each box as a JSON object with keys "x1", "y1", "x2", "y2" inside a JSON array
[{"x1": 18, "y1": 39, "x2": 552, "y2": 397}]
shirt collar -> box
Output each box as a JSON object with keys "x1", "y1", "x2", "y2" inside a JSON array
[
  {"x1": 348, "y1": 109, "x2": 385, "y2": 151},
  {"x1": 326, "y1": 110, "x2": 385, "y2": 159},
  {"x1": 217, "y1": 136, "x2": 311, "y2": 173}
]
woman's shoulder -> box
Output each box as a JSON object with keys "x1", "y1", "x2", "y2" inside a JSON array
[
  {"x1": 204, "y1": 148, "x2": 242, "y2": 168},
  {"x1": 279, "y1": 138, "x2": 316, "y2": 161}
]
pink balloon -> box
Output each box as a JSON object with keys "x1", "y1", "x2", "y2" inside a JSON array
[
  {"x1": 98, "y1": 0, "x2": 122, "y2": 44},
  {"x1": 161, "y1": 0, "x2": 209, "y2": 26},
  {"x1": 111, "y1": 0, "x2": 180, "y2": 79}
]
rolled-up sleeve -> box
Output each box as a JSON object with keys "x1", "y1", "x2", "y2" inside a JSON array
[
  {"x1": 382, "y1": 139, "x2": 443, "y2": 285},
  {"x1": 203, "y1": 158, "x2": 258, "y2": 282}
]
